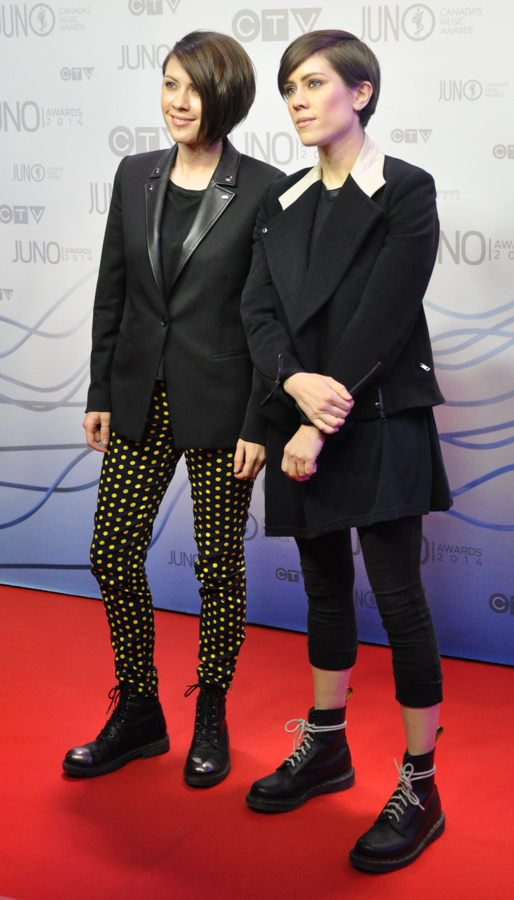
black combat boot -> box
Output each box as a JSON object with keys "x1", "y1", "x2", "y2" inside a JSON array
[
  {"x1": 63, "y1": 684, "x2": 169, "y2": 777},
  {"x1": 246, "y1": 706, "x2": 354, "y2": 812},
  {"x1": 350, "y1": 747, "x2": 445, "y2": 872},
  {"x1": 183, "y1": 683, "x2": 230, "y2": 787}
]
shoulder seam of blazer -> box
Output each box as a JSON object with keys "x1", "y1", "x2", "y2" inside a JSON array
[{"x1": 278, "y1": 134, "x2": 386, "y2": 210}]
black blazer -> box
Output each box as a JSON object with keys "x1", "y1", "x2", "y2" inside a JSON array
[
  {"x1": 241, "y1": 155, "x2": 445, "y2": 435},
  {"x1": 87, "y1": 140, "x2": 282, "y2": 447}
]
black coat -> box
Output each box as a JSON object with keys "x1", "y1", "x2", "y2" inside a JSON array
[
  {"x1": 241, "y1": 155, "x2": 445, "y2": 435},
  {"x1": 87, "y1": 139, "x2": 282, "y2": 447}
]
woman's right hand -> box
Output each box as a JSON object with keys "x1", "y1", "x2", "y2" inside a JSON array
[
  {"x1": 83, "y1": 411, "x2": 111, "y2": 453},
  {"x1": 284, "y1": 372, "x2": 354, "y2": 434},
  {"x1": 282, "y1": 425, "x2": 326, "y2": 481}
]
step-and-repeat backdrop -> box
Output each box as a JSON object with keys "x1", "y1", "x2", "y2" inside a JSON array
[{"x1": 1, "y1": 1, "x2": 513, "y2": 665}]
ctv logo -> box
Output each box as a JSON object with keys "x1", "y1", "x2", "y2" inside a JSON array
[
  {"x1": 489, "y1": 593, "x2": 514, "y2": 615},
  {"x1": 391, "y1": 128, "x2": 432, "y2": 143},
  {"x1": 0, "y1": 204, "x2": 45, "y2": 224},
  {"x1": 0, "y1": 289, "x2": 14, "y2": 300},
  {"x1": 128, "y1": 0, "x2": 180, "y2": 14},
  {"x1": 276, "y1": 567, "x2": 301, "y2": 582},
  {"x1": 61, "y1": 67, "x2": 94, "y2": 80},
  {"x1": 232, "y1": 8, "x2": 322, "y2": 42}
]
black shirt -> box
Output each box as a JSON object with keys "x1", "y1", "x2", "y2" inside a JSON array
[
  {"x1": 156, "y1": 181, "x2": 205, "y2": 380},
  {"x1": 309, "y1": 183, "x2": 340, "y2": 260},
  {"x1": 161, "y1": 181, "x2": 205, "y2": 298}
]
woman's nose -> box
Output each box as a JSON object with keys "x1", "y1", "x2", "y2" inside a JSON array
[
  {"x1": 173, "y1": 90, "x2": 189, "y2": 109},
  {"x1": 292, "y1": 92, "x2": 307, "y2": 110}
]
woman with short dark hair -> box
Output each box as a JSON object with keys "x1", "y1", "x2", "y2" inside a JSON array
[
  {"x1": 63, "y1": 31, "x2": 282, "y2": 787},
  {"x1": 242, "y1": 30, "x2": 451, "y2": 872}
]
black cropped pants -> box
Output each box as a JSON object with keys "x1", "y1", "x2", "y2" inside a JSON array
[{"x1": 296, "y1": 516, "x2": 443, "y2": 708}]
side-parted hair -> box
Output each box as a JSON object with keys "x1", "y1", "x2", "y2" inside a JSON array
[
  {"x1": 162, "y1": 31, "x2": 256, "y2": 146},
  {"x1": 278, "y1": 30, "x2": 380, "y2": 129}
]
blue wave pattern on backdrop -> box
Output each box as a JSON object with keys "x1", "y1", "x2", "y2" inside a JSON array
[{"x1": 1, "y1": 0, "x2": 513, "y2": 669}]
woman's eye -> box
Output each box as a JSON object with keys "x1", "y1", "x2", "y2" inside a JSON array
[
  {"x1": 165, "y1": 81, "x2": 176, "y2": 89},
  {"x1": 309, "y1": 80, "x2": 322, "y2": 88},
  {"x1": 285, "y1": 86, "x2": 295, "y2": 96}
]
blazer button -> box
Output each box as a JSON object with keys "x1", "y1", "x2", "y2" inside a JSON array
[
  {"x1": 161, "y1": 316, "x2": 168, "y2": 327},
  {"x1": 262, "y1": 227, "x2": 268, "y2": 233}
]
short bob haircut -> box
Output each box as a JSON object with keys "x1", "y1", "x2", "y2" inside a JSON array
[
  {"x1": 162, "y1": 31, "x2": 256, "y2": 146},
  {"x1": 278, "y1": 30, "x2": 380, "y2": 129}
]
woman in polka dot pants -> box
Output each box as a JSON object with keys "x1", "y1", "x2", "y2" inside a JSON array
[{"x1": 62, "y1": 31, "x2": 281, "y2": 784}]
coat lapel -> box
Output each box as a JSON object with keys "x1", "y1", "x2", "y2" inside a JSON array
[
  {"x1": 294, "y1": 176, "x2": 384, "y2": 334},
  {"x1": 145, "y1": 146, "x2": 177, "y2": 297},
  {"x1": 167, "y1": 139, "x2": 241, "y2": 292},
  {"x1": 264, "y1": 134, "x2": 387, "y2": 335},
  {"x1": 262, "y1": 180, "x2": 321, "y2": 326},
  {"x1": 264, "y1": 175, "x2": 384, "y2": 336}
]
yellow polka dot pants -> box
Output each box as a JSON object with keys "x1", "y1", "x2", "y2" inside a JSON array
[{"x1": 90, "y1": 384, "x2": 254, "y2": 695}]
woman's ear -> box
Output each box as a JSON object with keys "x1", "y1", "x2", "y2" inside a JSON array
[{"x1": 353, "y1": 81, "x2": 373, "y2": 112}]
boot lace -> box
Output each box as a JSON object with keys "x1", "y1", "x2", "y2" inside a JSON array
[
  {"x1": 383, "y1": 759, "x2": 437, "y2": 822},
  {"x1": 283, "y1": 718, "x2": 347, "y2": 769},
  {"x1": 105, "y1": 685, "x2": 121, "y2": 716},
  {"x1": 185, "y1": 684, "x2": 224, "y2": 741},
  {"x1": 95, "y1": 685, "x2": 125, "y2": 741}
]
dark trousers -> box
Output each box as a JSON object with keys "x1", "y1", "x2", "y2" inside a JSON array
[
  {"x1": 90, "y1": 384, "x2": 253, "y2": 695},
  {"x1": 296, "y1": 516, "x2": 443, "y2": 708}
]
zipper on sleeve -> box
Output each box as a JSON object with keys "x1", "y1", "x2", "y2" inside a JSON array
[{"x1": 375, "y1": 386, "x2": 387, "y2": 422}]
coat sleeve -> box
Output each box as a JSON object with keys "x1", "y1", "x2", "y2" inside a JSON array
[
  {"x1": 241, "y1": 185, "x2": 305, "y2": 411},
  {"x1": 86, "y1": 157, "x2": 128, "y2": 412},
  {"x1": 326, "y1": 168, "x2": 439, "y2": 395}
]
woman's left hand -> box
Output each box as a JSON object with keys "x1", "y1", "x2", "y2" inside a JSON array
[
  {"x1": 234, "y1": 440, "x2": 266, "y2": 479},
  {"x1": 282, "y1": 425, "x2": 326, "y2": 482}
]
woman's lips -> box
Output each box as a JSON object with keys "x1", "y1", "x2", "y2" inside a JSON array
[
  {"x1": 170, "y1": 115, "x2": 195, "y2": 126},
  {"x1": 296, "y1": 117, "x2": 315, "y2": 128}
]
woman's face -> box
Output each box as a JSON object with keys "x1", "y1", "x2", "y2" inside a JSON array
[
  {"x1": 284, "y1": 53, "x2": 371, "y2": 149},
  {"x1": 161, "y1": 56, "x2": 203, "y2": 146}
]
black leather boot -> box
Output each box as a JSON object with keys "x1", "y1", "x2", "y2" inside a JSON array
[
  {"x1": 62, "y1": 684, "x2": 169, "y2": 777},
  {"x1": 183, "y1": 683, "x2": 230, "y2": 787},
  {"x1": 350, "y1": 747, "x2": 445, "y2": 872},
  {"x1": 246, "y1": 706, "x2": 354, "y2": 812}
]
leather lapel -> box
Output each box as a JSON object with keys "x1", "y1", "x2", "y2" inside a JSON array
[
  {"x1": 167, "y1": 139, "x2": 241, "y2": 292},
  {"x1": 266, "y1": 175, "x2": 384, "y2": 336},
  {"x1": 145, "y1": 146, "x2": 177, "y2": 297}
]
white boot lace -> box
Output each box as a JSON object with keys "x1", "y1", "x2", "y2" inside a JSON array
[
  {"x1": 383, "y1": 759, "x2": 437, "y2": 822},
  {"x1": 283, "y1": 717, "x2": 347, "y2": 769}
]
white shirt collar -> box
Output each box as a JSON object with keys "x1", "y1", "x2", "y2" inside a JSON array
[{"x1": 278, "y1": 133, "x2": 385, "y2": 211}]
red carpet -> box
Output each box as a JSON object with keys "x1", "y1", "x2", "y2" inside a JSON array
[{"x1": 0, "y1": 583, "x2": 512, "y2": 900}]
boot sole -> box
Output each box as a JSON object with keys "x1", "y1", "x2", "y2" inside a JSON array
[
  {"x1": 349, "y1": 811, "x2": 446, "y2": 873},
  {"x1": 246, "y1": 766, "x2": 355, "y2": 812},
  {"x1": 62, "y1": 733, "x2": 170, "y2": 778},
  {"x1": 183, "y1": 756, "x2": 231, "y2": 788}
]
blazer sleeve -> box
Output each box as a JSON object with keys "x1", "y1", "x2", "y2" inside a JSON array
[
  {"x1": 325, "y1": 168, "x2": 439, "y2": 394},
  {"x1": 241, "y1": 186, "x2": 305, "y2": 410},
  {"x1": 86, "y1": 157, "x2": 128, "y2": 412},
  {"x1": 238, "y1": 368, "x2": 269, "y2": 445}
]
